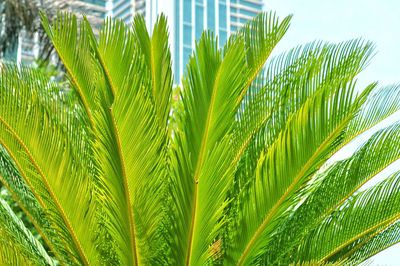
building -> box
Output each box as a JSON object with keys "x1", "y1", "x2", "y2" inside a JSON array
[
  {"x1": 63, "y1": 0, "x2": 108, "y2": 33},
  {"x1": 230, "y1": 0, "x2": 263, "y2": 32},
  {"x1": 111, "y1": 0, "x2": 161, "y2": 32},
  {"x1": 110, "y1": 0, "x2": 263, "y2": 83},
  {"x1": 172, "y1": 0, "x2": 263, "y2": 83}
]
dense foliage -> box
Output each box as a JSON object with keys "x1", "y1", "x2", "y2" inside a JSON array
[{"x1": 0, "y1": 11, "x2": 399, "y2": 265}]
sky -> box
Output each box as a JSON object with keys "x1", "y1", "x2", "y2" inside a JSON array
[{"x1": 264, "y1": 0, "x2": 400, "y2": 264}]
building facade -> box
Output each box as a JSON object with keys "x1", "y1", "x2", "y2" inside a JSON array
[
  {"x1": 65, "y1": 0, "x2": 108, "y2": 33},
  {"x1": 230, "y1": 0, "x2": 263, "y2": 32},
  {"x1": 111, "y1": 0, "x2": 162, "y2": 33},
  {"x1": 173, "y1": 0, "x2": 263, "y2": 83},
  {"x1": 6, "y1": 0, "x2": 263, "y2": 77},
  {"x1": 110, "y1": 0, "x2": 263, "y2": 83}
]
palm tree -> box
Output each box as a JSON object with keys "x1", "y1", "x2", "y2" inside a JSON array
[
  {"x1": 0, "y1": 11, "x2": 400, "y2": 265},
  {"x1": 0, "y1": 0, "x2": 57, "y2": 62}
]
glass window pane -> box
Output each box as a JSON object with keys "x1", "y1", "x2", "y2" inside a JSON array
[
  {"x1": 239, "y1": 0, "x2": 262, "y2": 9},
  {"x1": 219, "y1": 30, "x2": 227, "y2": 47},
  {"x1": 183, "y1": 47, "x2": 193, "y2": 71},
  {"x1": 195, "y1": 6, "x2": 204, "y2": 40},
  {"x1": 183, "y1": 24, "x2": 192, "y2": 45},
  {"x1": 207, "y1": 0, "x2": 215, "y2": 31},
  {"x1": 174, "y1": 0, "x2": 180, "y2": 83},
  {"x1": 219, "y1": 4, "x2": 227, "y2": 30},
  {"x1": 184, "y1": 0, "x2": 192, "y2": 23}
]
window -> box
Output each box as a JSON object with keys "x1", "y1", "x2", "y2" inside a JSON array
[
  {"x1": 207, "y1": 0, "x2": 215, "y2": 31},
  {"x1": 174, "y1": 0, "x2": 180, "y2": 83},
  {"x1": 183, "y1": 24, "x2": 192, "y2": 45},
  {"x1": 219, "y1": 30, "x2": 227, "y2": 47},
  {"x1": 240, "y1": 17, "x2": 249, "y2": 24},
  {"x1": 184, "y1": 0, "x2": 192, "y2": 23},
  {"x1": 183, "y1": 47, "x2": 193, "y2": 72},
  {"x1": 195, "y1": 6, "x2": 204, "y2": 40},
  {"x1": 82, "y1": 0, "x2": 105, "y2": 6},
  {"x1": 241, "y1": 9, "x2": 257, "y2": 17},
  {"x1": 239, "y1": 0, "x2": 262, "y2": 10},
  {"x1": 219, "y1": 4, "x2": 227, "y2": 30}
]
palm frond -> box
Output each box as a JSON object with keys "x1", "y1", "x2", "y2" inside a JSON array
[
  {"x1": 262, "y1": 121, "x2": 400, "y2": 264},
  {"x1": 0, "y1": 65, "x2": 97, "y2": 265},
  {"x1": 41, "y1": 12, "x2": 98, "y2": 125},
  {"x1": 86, "y1": 16, "x2": 172, "y2": 265},
  {"x1": 231, "y1": 11, "x2": 292, "y2": 104},
  {"x1": 234, "y1": 39, "x2": 374, "y2": 182},
  {"x1": 0, "y1": 10, "x2": 399, "y2": 266},
  {"x1": 300, "y1": 171, "x2": 400, "y2": 263},
  {"x1": 231, "y1": 78, "x2": 373, "y2": 264},
  {"x1": 132, "y1": 14, "x2": 173, "y2": 126},
  {"x1": 346, "y1": 220, "x2": 400, "y2": 264},
  {"x1": 0, "y1": 145, "x2": 57, "y2": 260},
  {"x1": 167, "y1": 31, "x2": 250, "y2": 265},
  {"x1": 345, "y1": 84, "x2": 400, "y2": 140}
]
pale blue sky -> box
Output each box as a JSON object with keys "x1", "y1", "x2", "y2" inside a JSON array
[
  {"x1": 264, "y1": 0, "x2": 399, "y2": 264},
  {"x1": 266, "y1": 0, "x2": 399, "y2": 88}
]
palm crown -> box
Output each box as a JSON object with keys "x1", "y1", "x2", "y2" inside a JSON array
[{"x1": 0, "y1": 11, "x2": 399, "y2": 265}]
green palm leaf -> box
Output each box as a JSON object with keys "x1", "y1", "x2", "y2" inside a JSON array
[
  {"x1": 168, "y1": 31, "x2": 250, "y2": 264},
  {"x1": 302, "y1": 170, "x2": 400, "y2": 263},
  {"x1": 0, "y1": 10, "x2": 399, "y2": 266},
  {"x1": 263, "y1": 121, "x2": 400, "y2": 264},
  {"x1": 0, "y1": 66, "x2": 96, "y2": 264}
]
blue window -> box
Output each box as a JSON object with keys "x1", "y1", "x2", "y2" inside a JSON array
[
  {"x1": 219, "y1": 30, "x2": 227, "y2": 47},
  {"x1": 183, "y1": 47, "x2": 193, "y2": 71},
  {"x1": 240, "y1": 17, "x2": 249, "y2": 24},
  {"x1": 241, "y1": 9, "x2": 258, "y2": 17},
  {"x1": 83, "y1": 0, "x2": 105, "y2": 6},
  {"x1": 207, "y1": 0, "x2": 215, "y2": 31},
  {"x1": 184, "y1": 0, "x2": 192, "y2": 23},
  {"x1": 183, "y1": 24, "x2": 192, "y2": 45},
  {"x1": 118, "y1": 8, "x2": 131, "y2": 19},
  {"x1": 113, "y1": 1, "x2": 130, "y2": 16},
  {"x1": 239, "y1": 0, "x2": 262, "y2": 10},
  {"x1": 174, "y1": 0, "x2": 180, "y2": 83},
  {"x1": 231, "y1": 25, "x2": 238, "y2": 32},
  {"x1": 219, "y1": 4, "x2": 227, "y2": 30},
  {"x1": 195, "y1": 6, "x2": 204, "y2": 40}
]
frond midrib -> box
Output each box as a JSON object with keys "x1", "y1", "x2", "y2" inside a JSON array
[
  {"x1": 93, "y1": 39, "x2": 139, "y2": 265},
  {"x1": 109, "y1": 108, "x2": 139, "y2": 265},
  {"x1": 185, "y1": 59, "x2": 223, "y2": 266}
]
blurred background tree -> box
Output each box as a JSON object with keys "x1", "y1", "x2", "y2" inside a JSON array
[{"x1": 0, "y1": 0, "x2": 58, "y2": 65}]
